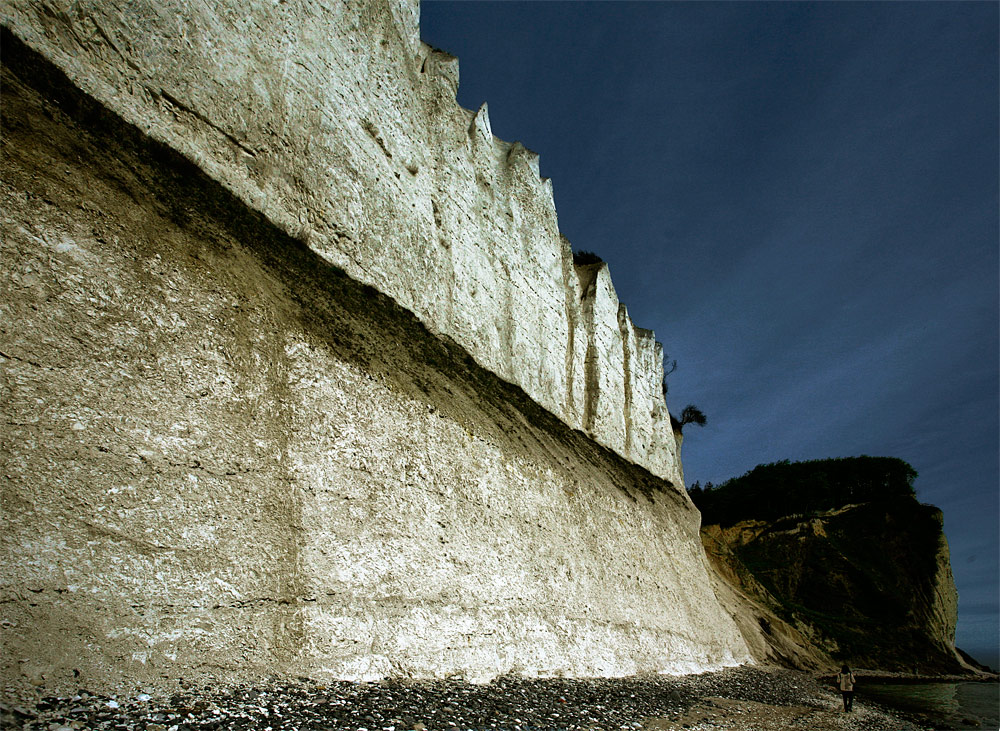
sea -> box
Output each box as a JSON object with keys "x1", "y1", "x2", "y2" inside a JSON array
[{"x1": 855, "y1": 682, "x2": 999, "y2": 730}]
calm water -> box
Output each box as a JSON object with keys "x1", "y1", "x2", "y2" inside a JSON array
[{"x1": 855, "y1": 682, "x2": 999, "y2": 730}]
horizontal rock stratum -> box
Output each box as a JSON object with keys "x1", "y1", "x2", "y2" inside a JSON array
[{"x1": 0, "y1": 1, "x2": 750, "y2": 691}]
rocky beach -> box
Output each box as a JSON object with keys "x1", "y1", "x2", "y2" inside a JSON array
[{"x1": 4, "y1": 665, "x2": 978, "y2": 731}]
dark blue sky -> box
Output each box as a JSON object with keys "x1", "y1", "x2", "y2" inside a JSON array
[{"x1": 420, "y1": 1, "x2": 999, "y2": 667}]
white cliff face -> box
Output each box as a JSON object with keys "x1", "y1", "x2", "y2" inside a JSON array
[
  {"x1": 1, "y1": 0, "x2": 683, "y2": 486},
  {"x1": 0, "y1": 0, "x2": 751, "y2": 691}
]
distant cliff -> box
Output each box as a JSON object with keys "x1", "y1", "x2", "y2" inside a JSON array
[{"x1": 693, "y1": 457, "x2": 979, "y2": 674}]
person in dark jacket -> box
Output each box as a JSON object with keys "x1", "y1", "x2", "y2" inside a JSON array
[{"x1": 836, "y1": 664, "x2": 856, "y2": 712}]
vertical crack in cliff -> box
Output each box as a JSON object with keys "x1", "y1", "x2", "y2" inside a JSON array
[
  {"x1": 272, "y1": 330, "x2": 308, "y2": 670},
  {"x1": 617, "y1": 305, "x2": 634, "y2": 460},
  {"x1": 559, "y1": 236, "x2": 579, "y2": 422},
  {"x1": 499, "y1": 259, "x2": 517, "y2": 381},
  {"x1": 577, "y1": 264, "x2": 601, "y2": 436}
]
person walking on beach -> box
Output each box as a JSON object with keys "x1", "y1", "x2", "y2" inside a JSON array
[{"x1": 837, "y1": 664, "x2": 856, "y2": 712}]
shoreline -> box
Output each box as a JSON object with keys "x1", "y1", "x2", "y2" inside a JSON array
[
  {"x1": 4, "y1": 664, "x2": 981, "y2": 731},
  {"x1": 823, "y1": 671, "x2": 1000, "y2": 685}
]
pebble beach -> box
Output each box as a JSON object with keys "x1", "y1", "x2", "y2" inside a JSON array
[{"x1": 3, "y1": 665, "x2": 965, "y2": 731}]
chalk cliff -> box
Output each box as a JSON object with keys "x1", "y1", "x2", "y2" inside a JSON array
[
  {"x1": 1, "y1": 0, "x2": 681, "y2": 486},
  {"x1": 0, "y1": 0, "x2": 749, "y2": 693}
]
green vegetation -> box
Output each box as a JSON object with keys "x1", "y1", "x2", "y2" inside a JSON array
[{"x1": 688, "y1": 456, "x2": 917, "y2": 526}]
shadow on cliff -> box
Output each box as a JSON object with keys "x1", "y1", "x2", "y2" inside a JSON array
[{"x1": 0, "y1": 27, "x2": 683, "y2": 514}]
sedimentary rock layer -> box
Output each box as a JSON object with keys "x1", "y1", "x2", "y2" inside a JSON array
[
  {"x1": 0, "y1": 37, "x2": 750, "y2": 691},
  {"x1": 0, "y1": 0, "x2": 682, "y2": 484}
]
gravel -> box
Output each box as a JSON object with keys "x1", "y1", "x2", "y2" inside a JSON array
[{"x1": 0, "y1": 666, "x2": 931, "y2": 731}]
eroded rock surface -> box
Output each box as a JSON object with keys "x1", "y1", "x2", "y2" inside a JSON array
[
  {"x1": 0, "y1": 33, "x2": 749, "y2": 694},
  {"x1": 1, "y1": 0, "x2": 682, "y2": 485}
]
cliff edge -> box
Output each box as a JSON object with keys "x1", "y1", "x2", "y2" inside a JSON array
[{"x1": 1, "y1": 0, "x2": 683, "y2": 487}]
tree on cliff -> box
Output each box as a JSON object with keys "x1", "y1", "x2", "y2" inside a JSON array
[
  {"x1": 689, "y1": 456, "x2": 919, "y2": 526},
  {"x1": 661, "y1": 358, "x2": 678, "y2": 396},
  {"x1": 686, "y1": 480, "x2": 713, "y2": 500},
  {"x1": 671, "y1": 404, "x2": 707, "y2": 432}
]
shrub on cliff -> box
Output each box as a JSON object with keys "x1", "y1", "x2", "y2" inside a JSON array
[
  {"x1": 671, "y1": 404, "x2": 707, "y2": 432},
  {"x1": 572, "y1": 250, "x2": 603, "y2": 266},
  {"x1": 691, "y1": 456, "x2": 918, "y2": 526},
  {"x1": 661, "y1": 358, "x2": 678, "y2": 396}
]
